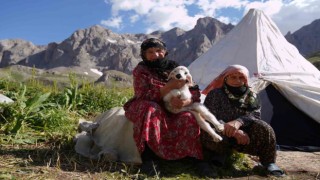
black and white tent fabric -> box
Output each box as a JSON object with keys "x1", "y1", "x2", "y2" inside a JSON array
[{"x1": 189, "y1": 9, "x2": 320, "y2": 151}]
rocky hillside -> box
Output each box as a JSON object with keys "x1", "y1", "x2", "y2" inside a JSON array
[
  {"x1": 162, "y1": 17, "x2": 233, "y2": 65},
  {"x1": 0, "y1": 39, "x2": 46, "y2": 67},
  {"x1": 285, "y1": 19, "x2": 320, "y2": 57},
  {"x1": 0, "y1": 17, "x2": 233, "y2": 75},
  {"x1": 0, "y1": 25, "x2": 144, "y2": 74}
]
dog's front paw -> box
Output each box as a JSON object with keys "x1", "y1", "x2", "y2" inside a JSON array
[
  {"x1": 171, "y1": 90, "x2": 181, "y2": 97},
  {"x1": 212, "y1": 135, "x2": 223, "y2": 142},
  {"x1": 216, "y1": 124, "x2": 224, "y2": 132}
]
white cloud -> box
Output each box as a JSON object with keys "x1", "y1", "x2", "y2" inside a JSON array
[
  {"x1": 100, "y1": 16, "x2": 122, "y2": 29},
  {"x1": 102, "y1": 0, "x2": 320, "y2": 35},
  {"x1": 271, "y1": 0, "x2": 320, "y2": 34},
  {"x1": 103, "y1": 0, "x2": 204, "y2": 33},
  {"x1": 144, "y1": 3, "x2": 203, "y2": 33},
  {"x1": 106, "y1": 0, "x2": 156, "y2": 15},
  {"x1": 244, "y1": 0, "x2": 283, "y2": 16},
  {"x1": 130, "y1": 14, "x2": 140, "y2": 23},
  {"x1": 196, "y1": 0, "x2": 248, "y2": 17},
  {"x1": 217, "y1": 16, "x2": 232, "y2": 24}
]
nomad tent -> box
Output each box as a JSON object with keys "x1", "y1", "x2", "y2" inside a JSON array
[{"x1": 189, "y1": 9, "x2": 320, "y2": 151}]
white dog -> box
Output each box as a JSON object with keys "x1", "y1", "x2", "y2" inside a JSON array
[{"x1": 163, "y1": 66, "x2": 224, "y2": 142}]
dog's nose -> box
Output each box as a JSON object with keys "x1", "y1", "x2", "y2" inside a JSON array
[{"x1": 176, "y1": 74, "x2": 182, "y2": 79}]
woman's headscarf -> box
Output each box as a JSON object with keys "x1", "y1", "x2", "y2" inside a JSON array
[
  {"x1": 202, "y1": 64, "x2": 250, "y2": 95},
  {"x1": 139, "y1": 38, "x2": 178, "y2": 79},
  {"x1": 140, "y1": 38, "x2": 168, "y2": 60},
  {"x1": 203, "y1": 64, "x2": 259, "y2": 111}
]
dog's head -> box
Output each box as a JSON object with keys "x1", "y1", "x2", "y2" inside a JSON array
[{"x1": 168, "y1": 66, "x2": 193, "y2": 86}]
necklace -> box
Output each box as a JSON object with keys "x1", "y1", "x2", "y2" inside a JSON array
[{"x1": 224, "y1": 85, "x2": 256, "y2": 108}]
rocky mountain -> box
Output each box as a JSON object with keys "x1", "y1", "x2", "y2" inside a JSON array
[
  {"x1": 1, "y1": 16, "x2": 319, "y2": 76},
  {"x1": 0, "y1": 17, "x2": 233, "y2": 74},
  {"x1": 285, "y1": 19, "x2": 320, "y2": 57},
  {"x1": 0, "y1": 25, "x2": 145, "y2": 74},
  {"x1": 164, "y1": 17, "x2": 233, "y2": 65},
  {"x1": 0, "y1": 39, "x2": 46, "y2": 67}
]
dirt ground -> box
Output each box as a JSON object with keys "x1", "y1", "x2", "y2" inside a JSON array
[
  {"x1": 0, "y1": 145, "x2": 319, "y2": 179},
  {"x1": 276, "y1": 151, "x2": 320, "y2": 173},
  {"x1": 240, "y1": 150, "x2": 320, "y2": 180}
]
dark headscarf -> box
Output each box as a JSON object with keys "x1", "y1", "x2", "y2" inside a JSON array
[
  {"x1": 139, "y1": 38, "x2": 178, "y2": 79},
  {"x1": 140, "y1": 38, "x2": 168, "y2": 59}
]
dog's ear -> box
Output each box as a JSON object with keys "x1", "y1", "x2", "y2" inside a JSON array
[
  {"x1": 186, "y1": 74, "x2": 193, "y2": 87},
  {"x1": 168, "y1": 69, "x2": 176, "y2": 80},
  {"x1": 181, "y1": 66, "x2": 193, "y2": 86}
]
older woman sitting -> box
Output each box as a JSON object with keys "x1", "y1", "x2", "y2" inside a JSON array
[{"x1": 201, "y1": 64, "x2": 285, "y2": 177}]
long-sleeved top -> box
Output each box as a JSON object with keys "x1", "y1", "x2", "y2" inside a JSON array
[
  {"x1": 204, "y1": 88, "x2": 261, "y2": 126},
  {"x1": 124, "y1": 63, "x2": 203, "y2": 160}
]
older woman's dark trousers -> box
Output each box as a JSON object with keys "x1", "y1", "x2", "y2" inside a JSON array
[{"x1": 201, "y1": 120, "x2": 277, "y2": 164}]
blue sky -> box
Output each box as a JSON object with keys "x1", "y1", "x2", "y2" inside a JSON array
[{"x1": 1, "y1": 0, "x2": 319, "y2": 45}]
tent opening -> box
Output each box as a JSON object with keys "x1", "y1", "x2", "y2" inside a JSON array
[{"x1": 260, "y1": 85, "x2": 320, "y2": 152}]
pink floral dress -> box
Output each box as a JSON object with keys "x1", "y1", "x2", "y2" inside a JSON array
[{"x1": 124, "y1": 64, "x2": 203, "y2": 160}]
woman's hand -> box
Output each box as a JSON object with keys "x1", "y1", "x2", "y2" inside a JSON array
[
  {"x1": 233, "y1": 130, "x2": 250, "y2": 145},
  {"x1": 223, "y1": 120, "x2": 242, "y2": 137},
  {"x1": 170, "y1": 96, "x2": 192, "y2": 109},
  {"x1": 166, "y1": 78, "x2": 187, "y2": 90}
]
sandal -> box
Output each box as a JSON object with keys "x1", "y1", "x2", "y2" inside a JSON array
[{"x1": 264, "y1": 163, "x2": 286, "y2": 177}]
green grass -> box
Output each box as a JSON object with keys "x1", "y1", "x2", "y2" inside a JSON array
[
  {"x1": 0, "y1": 76, "x2": 133, "y2": 141},
  {"x1": 307, "y1": 51, "x2": 320, "y2": 70},
  {"x1": 308, "y1": 56, "x2": 320, "y2": 63}
]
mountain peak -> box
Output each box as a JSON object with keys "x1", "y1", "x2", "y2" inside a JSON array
[{"x1": 285, "y1": 17, "x2": 320, "y2": 56}]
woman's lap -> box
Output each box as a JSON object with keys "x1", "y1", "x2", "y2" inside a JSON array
[
  {"x1": 201, "y1": 120, "x2": 276, "y2": 163},
  {"x1": 125, "y1": 100, "x2": 203, "y2": 160}
]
